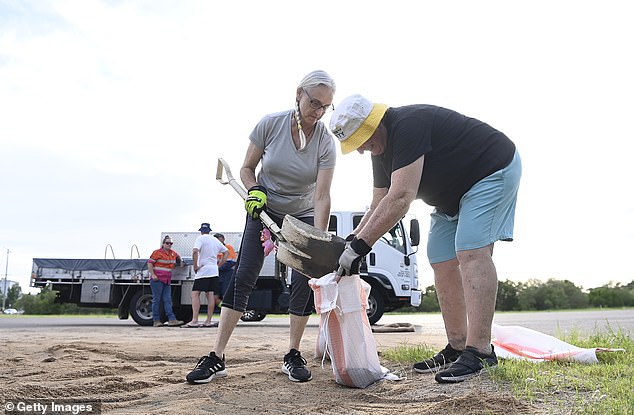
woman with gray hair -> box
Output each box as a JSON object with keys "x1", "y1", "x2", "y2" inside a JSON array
[{"x1": 187, "y1": 70, "x2": 337, "y2": 385}]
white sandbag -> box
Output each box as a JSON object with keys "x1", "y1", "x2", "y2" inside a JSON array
[
  {"x1": 492, "y1": 324, "x2": 625, "y2": 363},
  {"x1": 309, "y1": 273, "x2": 386, "y2": 388},
  {"x1": 311, "y1": 272, "x2": 338, "y2": 314},
  {"x1": 315, "y1": 314, "x2": 328, "y2": 359},
  {"x1": 310, "y1": 273, "x2": 337, "y2": 358}
]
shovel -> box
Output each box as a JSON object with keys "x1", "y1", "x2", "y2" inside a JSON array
[{"x1": 216, "y1": 158, "x2": 345, "y2": 277}]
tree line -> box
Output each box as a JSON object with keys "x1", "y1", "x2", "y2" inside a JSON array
[
  {"x1": 1, "y1": 286, "x2": 115, "y2": 315},
  {"x1": 2, "y1": 278, "x2": 634, "y2": 315},
  {"x1": 417, "y1": 278, "x2": 634, "y2": 312}
]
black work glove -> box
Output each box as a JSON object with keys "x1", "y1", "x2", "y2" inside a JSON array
[{"x1": 337, "y1": 237, "x2": 372, "y2": 276}]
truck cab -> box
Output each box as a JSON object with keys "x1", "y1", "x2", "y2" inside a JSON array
[{"x1": 330, "y1": 212, "x2": 422, "y2": 324}]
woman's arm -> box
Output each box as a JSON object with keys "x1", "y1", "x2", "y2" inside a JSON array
[
  {"x1": 240, "y1": 142, "x2": 264, "y2": 189},
  {"x1": 147, "y1": 261, "x2": 157, "y2": 280},
  {"x1": 312, "y1": 168, "x2": 334, "y2": 231}
]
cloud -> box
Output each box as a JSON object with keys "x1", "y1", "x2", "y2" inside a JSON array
[{"x1": 1, "y1": 0, "x2": 633, "y2": 294}]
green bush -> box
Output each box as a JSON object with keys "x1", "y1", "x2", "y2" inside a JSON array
[{"x1": 16, "y1": 286, "x2": 116, "y2": 315}]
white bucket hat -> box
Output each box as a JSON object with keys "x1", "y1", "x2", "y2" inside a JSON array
[{"x1": 329, "y1": 94, "x2": 388, "y2": 154}]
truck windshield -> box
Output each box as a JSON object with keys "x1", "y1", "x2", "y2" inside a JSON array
[
  {"x1": 381, "y1": 224, "x2": 405, "y2": 253},
  {"x1": 352, "y1": 215, "x2": 406, "y2": 254}
]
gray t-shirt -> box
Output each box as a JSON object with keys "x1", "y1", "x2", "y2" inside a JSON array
[{"x1": 249, "y1": 109, "x2": 336, "y2": 217}]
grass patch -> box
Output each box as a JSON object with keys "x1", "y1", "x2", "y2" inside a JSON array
[{"x1": 382, "y1": 328, "x2": 633, "y2": 415}]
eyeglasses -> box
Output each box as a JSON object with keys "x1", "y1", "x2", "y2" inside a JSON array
[
  {"x1": 303, "y1": 88, "x2": 334, "y2": 112},
  {"x1": 164, "y1": 242, "x2": 173, "y2": 245}
]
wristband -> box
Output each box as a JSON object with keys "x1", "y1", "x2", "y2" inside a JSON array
[
  {"x1": 248, "y1": 185, "x2": 267, "y2": 195},
  {"x1": 351, "y1": 237, "x2": 372, "y2": 256}
]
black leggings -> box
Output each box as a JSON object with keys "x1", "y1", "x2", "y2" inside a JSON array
[{"x1": 221, "y1": 213, "x2": 315, "y2": 316}]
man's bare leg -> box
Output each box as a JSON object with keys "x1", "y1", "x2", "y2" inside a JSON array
[
  {"x1": 203, "y1": 292, "x2": 215, "y2": 324},
  {"x1": 432, "y1": 258, "x2": 467, "y2": 350},
  {"x1": 190, "y1": 291, "x2": 201, "y2": 324},
  {"x1": 456, "y1": 244, "x2": 497, "y2": 353}
]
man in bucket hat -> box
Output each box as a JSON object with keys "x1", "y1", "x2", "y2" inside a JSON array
[
  {"x1": 184, "y1": 223, "x2": 228, "y2": 328},
  {"x1": 330, "y1": 94, "x2": 522, "y2": 384}
]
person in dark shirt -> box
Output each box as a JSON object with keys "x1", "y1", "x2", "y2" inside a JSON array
[{"x1": 330, "y1": 94, "x2": 521, "y2": 384}]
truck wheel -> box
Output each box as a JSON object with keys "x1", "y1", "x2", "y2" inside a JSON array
[
  {"x1": 367, "y1": 289, "x2": 385, "y2": 325},
  {"x1": 175, "y1": 307, "x2": 193, "y2": 324},
  {"x1": 129, "y1": 290, "x2": 154, "y2": 326},
  {"x1": 240, "y1": 310, "x2": 267, "y2": 322}
]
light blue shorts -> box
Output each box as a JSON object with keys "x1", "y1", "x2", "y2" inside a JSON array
[{"x1": 427, "y1": 151, "x2": 522, "y2": 264}]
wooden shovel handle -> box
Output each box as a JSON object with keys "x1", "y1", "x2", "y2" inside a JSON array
[{"x1": 216, "y1": 158, "x2": 284, "y2": 240}]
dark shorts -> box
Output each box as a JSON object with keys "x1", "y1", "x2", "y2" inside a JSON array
[
  {"x1": 218, "y1": 260, "x2": 236, "y2": 298},
  {"x1": 192, "y1": 277, "x2": 220, "y2": 293},
  {"x1": 222, "y1": 213, "x2": 315, "y2": 316}
]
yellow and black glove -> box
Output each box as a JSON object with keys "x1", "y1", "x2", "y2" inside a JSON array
[{"x1": 244, "y1": 185, "x2": 268, "y2": 220}]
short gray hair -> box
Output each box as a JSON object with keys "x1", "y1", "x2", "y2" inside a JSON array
[{"x1": 298, "y1": 70, "x2": 336, "y2": 93}]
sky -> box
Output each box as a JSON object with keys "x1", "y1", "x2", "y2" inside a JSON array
[{"x1": 1, "y1": 0, "x2": 633, "y2": 295}]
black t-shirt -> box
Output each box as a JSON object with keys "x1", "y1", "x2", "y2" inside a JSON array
[{"x1": 372, "y1": 105, "x2": 516, "y2": 216}]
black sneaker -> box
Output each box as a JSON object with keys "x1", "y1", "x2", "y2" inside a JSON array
[
  {"x1": 434, "y1": 345, "x2": 498, "y2": 384},
  {"x1": 186, "y1": 352, "x2": 227, "y2": 384},
  {"x1": 413, "y1": 344, "x2": 462, "y2": 373},
  {"x1": 281, "y1": 349, "x2": 312, "y2": 382}
]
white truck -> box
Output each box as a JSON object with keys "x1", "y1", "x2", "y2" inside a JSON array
[{"x1": 30, "y1": 211, "x2": 422, "y2": 326}]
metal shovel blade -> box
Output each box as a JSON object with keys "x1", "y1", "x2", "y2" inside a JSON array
[
  {"x1": 216, "y1": 157, "x2": 344, "y2": 278},
  {"x1": 277, "y1": 215, "x2": 346, "y2": 278}
]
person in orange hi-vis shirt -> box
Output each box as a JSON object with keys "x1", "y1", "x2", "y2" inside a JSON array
[
  {"x1": 147, "y1": 235, "x2": 185, "y2": 327},
  {"x1": 214, "y1": 233, "x2": 237, "y2": 298}
]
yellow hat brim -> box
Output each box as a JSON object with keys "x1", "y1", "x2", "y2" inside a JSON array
[{"x1": 340, "y1": 103, "x2": 388, "y2": 154}]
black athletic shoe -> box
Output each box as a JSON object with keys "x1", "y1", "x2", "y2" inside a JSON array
[
  {"x1": 434, "y1": 345, "x2": 498, "y2": 384},
  {"x1": 186, "y1": 352, "x2": 227, "y2": 384},
  {"x1": 413, "y1": 344, "x2": 463, "y2": 373},
  {"x1": 281, "y1": 349, "x2": 312, "y2": 382}
]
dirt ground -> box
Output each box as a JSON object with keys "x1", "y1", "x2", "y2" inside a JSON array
[{"x1": 1, "y1": 317, "x2": 569, "y2": 415}]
